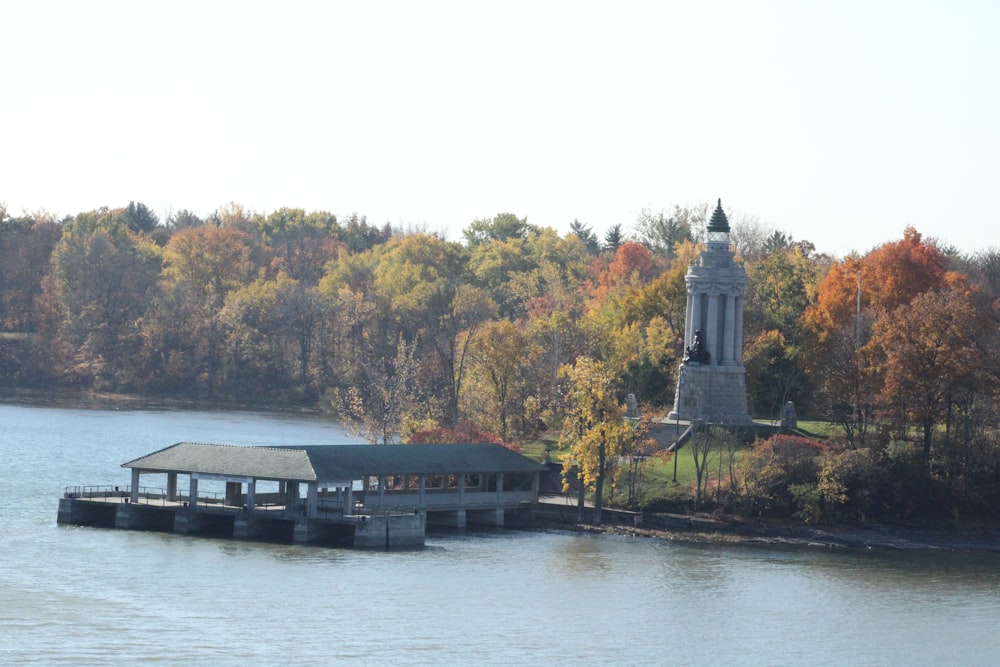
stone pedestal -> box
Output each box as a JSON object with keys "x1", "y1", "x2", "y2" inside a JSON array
[{"x1": 668, "y1": 363, "x2": 752, "y2": 424}]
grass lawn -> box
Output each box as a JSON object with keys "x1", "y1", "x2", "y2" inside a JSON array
[{"x1": 521, "y1": 420, "x2": 843, "y2": 507}]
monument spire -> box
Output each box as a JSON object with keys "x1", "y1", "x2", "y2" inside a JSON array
[
  {"x1": 707, "y1": 198, "x2": 730, "y2": 233},
  {"x1": 667, "y1": 197, "x2": 751, "y2": 425}
]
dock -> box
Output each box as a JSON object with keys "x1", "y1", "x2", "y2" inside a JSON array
[{"x1": 58, "y1": 442, "x2": 545, "y2": 549}]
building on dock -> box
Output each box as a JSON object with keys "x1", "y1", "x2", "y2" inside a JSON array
[{"x1": 58, "y1": 442, "x2": 545, "y2": 549}]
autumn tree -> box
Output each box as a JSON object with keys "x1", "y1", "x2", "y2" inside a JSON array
[
  {"x1": 742, "y1": 243, "x2": 824, "y2": 419},
  {"x1": 0, "y1": 212, "x2": 61, "y2": 332},
  {"x1": 258, "y1": 208, "x2": 344, "y2": 284},
  {"x1": 340, "y1": 335, "x2": 420, "y2": 444},
  {"x1": 148, "y1": 226, "x2": 256, "y2": 394},
  {"x1": 373, "y1": 234, "x2": 496, "y2": 426},
  {"x1": 803, "y1": 227, "x2": 960, "y2": 439},
  {"x1": 870, "y1": 287, "x2": 984, "y2": 464},
  {"x1": 465, "y1": 319, "x2": 539, "y2": 441},
  {"x1": 45, "y1": 209, "x2": 161, "y2": 387},
  {"x1": 559, "y1": 356, "x2": 630, "y2": 524}
]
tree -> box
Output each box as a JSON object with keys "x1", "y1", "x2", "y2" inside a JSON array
[
  {"x1": 467, "y1": 237, "x2": 534, "y2": 319},
  {"x1": 0, "y1": 212, "x2": 61, "y2": 332},
  {"x1": 258, "y1": 208, "x2": 343, "y2": 284},
  {"x1": 123, "y1": 201, "x2": 159, "y2": 234},
  {"x1": 219, "y1": 272, "x2": 328, "y2": 398},
  {"x1": 559, "y1": 356, "x2": 628, "y2": 524},
  {"x1": 166, "y1": 209, "x2": 203, "y2": 230},
  {"x1": 743, "y1": 329, "x2": 800, "y2": 421},
  {"x1": 870, "y1": 287, "x2": 984, "y2": 464},
  {"x1": 47, "y1": 210, "x2": 161, "y2": 387},
  {"x1": 407, "y1": 420, "x2": 505, "y2": 445},
  {"x1": 340, "y1": 213, "x2": 393, "y2": 253},
  {"x1": 340, "y1": 335, "x2": 420, "y2": 444},
  {"x1": 466, "y1": 319, "x2": 538, "y2": 441},
  {"x1": 803, "y1": 227, "x2": 961, "y2": 440},
  {"x1": 603, "y1": 223, "x2": 624, "y2": 252},
  {"x1": 374, "y1": 234, "x2": 496, "y2": 426},
  {"x1": 462, "y1": 212, "x2": 531, "y2": 247},
  {"x1": 634, "y1": 205, "x2": 706, "y2": 258},
  {"x1": 152, "y1": 226, "x2": 257, "y2": 394},
  {"x1": 569, "y1": 219, "x2": 599, "y2": 255}
]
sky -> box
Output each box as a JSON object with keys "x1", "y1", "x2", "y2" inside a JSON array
[{"x1": 3, "y1": 0, "x2": 998, "y2": 258}]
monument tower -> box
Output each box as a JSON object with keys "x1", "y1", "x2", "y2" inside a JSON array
[{"x1": 667, "y1": 199, "x2": 752, "y2": 424}]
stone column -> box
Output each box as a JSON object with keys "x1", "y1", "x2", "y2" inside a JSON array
[
  {"x1": 689, "y1": 290, "x2": 703, "y2": 350},
  {"x1": 345, "y1": 485, "x2": 354, "y2": 515},
  {"x1": 130, "y1": 468, "x2": 140, "y2": 503},
  {"x1": 735, "y1": 296, "x2": 744, "y2": 363},
  {"x1": 378, "y1": 476, "x2": 386, "y2": 506},
  {"x1": 723, "y1": 293, "x2": 736, "y2": 364},
  {"x1": 189, "y1": 476, "x2": 198, "y2": 507},
  {"x1": 706, "y1": 293, "x2": 719, "y2": 365},
  {"x1": 418, "y1": 475, "x2": 426, "y2": 510}
]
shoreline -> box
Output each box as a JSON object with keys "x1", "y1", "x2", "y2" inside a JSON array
[
  {"x1": 0, "y1": 387, "x2": 326, "y2": 415},
  {"x1": 528, "y1": 506, "x2": 1000, "y2": 553},
  {"x1": 9, "y1": 389, "x2": 1000, "y2": 553}
]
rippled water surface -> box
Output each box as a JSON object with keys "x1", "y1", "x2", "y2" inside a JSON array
[{"x1": 3, "y1": 403, "x2": 999, "y2": 666}]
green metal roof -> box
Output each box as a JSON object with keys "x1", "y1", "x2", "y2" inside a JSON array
[{"x1": 123, "y1": 442, "x2": 543, "y2": 482}]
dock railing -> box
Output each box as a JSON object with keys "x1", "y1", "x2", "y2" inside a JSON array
[{"x1": 63, "y1": 485, "x2": 227, "y2": 508}]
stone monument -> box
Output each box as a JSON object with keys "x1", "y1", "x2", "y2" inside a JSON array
[{"x1": 667, "y1": 199, "x2": 752, "y2": 424}]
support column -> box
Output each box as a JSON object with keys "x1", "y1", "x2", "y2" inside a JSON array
[
  {"x1": 378, "y1": 476, "x2": 386, "y2": 506},
  {"x1": 723, "y1": 293, "x2": 736, "y2": 364},
  {"x1": 418, "y1": 475, "x2": 426, "y2": 510},
  {"x1": 458, "y1": 473, "x2": 466, "y2": 506},
  {"x1": 167, "y1": 473, "x2": 178, "y2": 502},
  {"x1": 189, "y1": 476, "x2": 198, "y2": 507},
  {"x1": 246, "y1": 479, "x2": 256, "y2": 512},
  {"x1": 130, "y1": 468, "x2": 140, "y2": 503},
  {"x1": 345, "y1": 485, "x2": 354, "y2": 515},
  {"x1": 706, "y1": 293, "x2": 719, "y2": 365},
  {"x1": 684, "y1": 291, "x2": 694, "y2": 349},
  {"x1": 286, "y1": 482, "x2": 299, "y2": 510},
  {"x1": 306, "y1": 482, "x2": 318, "y2": 517}
]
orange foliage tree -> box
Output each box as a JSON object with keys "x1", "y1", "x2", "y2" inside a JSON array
[
  {"x1": 868, "y1": 286, "x2": 985, "y2": 463},
  {"x1": 802, "y1": 227, "x2": 964, "y2": 444}
]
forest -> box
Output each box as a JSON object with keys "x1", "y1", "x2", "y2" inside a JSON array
[{"x1": 2, "y1": 200, "x2": 1000, "y2": 523}]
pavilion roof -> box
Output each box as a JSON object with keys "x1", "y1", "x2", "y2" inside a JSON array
[{"x1": 122, "y1": 442, "x2": 543, "y2": 482}]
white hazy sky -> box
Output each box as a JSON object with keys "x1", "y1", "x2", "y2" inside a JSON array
[{"x1": 3, "y1": 1, "x2": 997, "y2": 257}]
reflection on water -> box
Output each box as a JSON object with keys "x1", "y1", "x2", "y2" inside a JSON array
[{"x1": 3, "y1": 404, "x2": 1000, "y2": 666}]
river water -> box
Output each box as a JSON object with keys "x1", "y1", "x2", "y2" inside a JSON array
[{"x1": 3, "y1": 403, "x2": 999, "y2": 666}]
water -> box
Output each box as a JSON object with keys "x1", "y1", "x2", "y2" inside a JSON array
[{"x1": 3, "y1": 403, "x2": 1000, "y2": 666}]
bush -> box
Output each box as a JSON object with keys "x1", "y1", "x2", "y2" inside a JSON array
[{"x1": 735, "y1": 435, "x2": 826, "y2": 517}]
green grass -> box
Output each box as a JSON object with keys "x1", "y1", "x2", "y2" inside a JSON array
[
  {"x1": 523, "y1": 420, "x2": 847, "y2": 508},
  {"x1": 790, "y1": 420, "x2": 841, "y2": 440}
]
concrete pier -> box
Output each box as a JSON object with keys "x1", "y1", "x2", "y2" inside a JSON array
[
  {"x1": 59, "y1": 441, "x2": 544, "y2": 550},
  {"x1": 57, "y1": 493, "x2": 425, "y2": 549}
]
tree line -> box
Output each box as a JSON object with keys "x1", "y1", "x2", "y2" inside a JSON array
[{"x1": 2, "y1": 199, "x2": 1000, "y2": 518}]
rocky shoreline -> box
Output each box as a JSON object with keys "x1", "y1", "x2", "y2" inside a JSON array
[{"x1": 529, "y1": 505, "x2": 1000, "y2": 553}]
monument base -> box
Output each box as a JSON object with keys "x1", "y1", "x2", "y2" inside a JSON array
[{"x1": 667, "y1": 363, "x2": 752, "y2": 424}]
